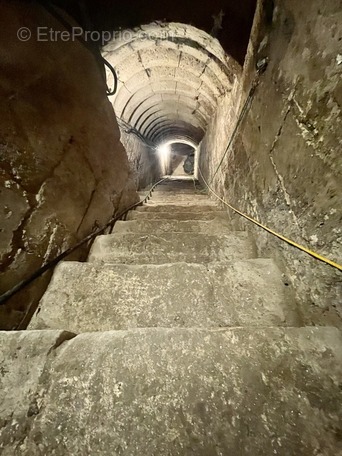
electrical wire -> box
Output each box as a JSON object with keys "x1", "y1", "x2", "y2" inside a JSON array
[{"x1": 199, "y1": 168, "x2": 342, "y2": 272}]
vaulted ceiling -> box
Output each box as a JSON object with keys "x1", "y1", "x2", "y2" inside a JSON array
[
  {"x1": 53, "y1": 0, "x2": 257, "y2": 144},
  {"x1": 103, "y1": 23, "x2": 242, "y2": 143}
]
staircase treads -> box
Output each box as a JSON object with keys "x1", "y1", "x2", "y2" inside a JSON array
[
  {"x1": 144, "y1": 195, "x2": 213, "y2": 202},
  {"x1": 88, "y1": 232, "x2": 255, "y2": 264},
  {"x1": 28, "y1": 259, "x2": 294, "y2": 332},
  {"x1": 138, "y1": 202, "x2": 219, "y2": 209},
  {"x1": 156, "y1": 179, "x2": 196, "y2": 188},
  {"x1": 154, "y1": 186, "x2": 198, "y2": 191},
  {"x1": 0, "y1": 329, "x2": 76, "y2": 444},
  {"x1": 127, "y1": 210, "x2": 229, "y2": 221},
  {"x1": 113, "y1": 219, "x2": 232, "y2": 235},
  {"x1": 144, "y1": 200, "x2": 216, "y2": 207},
  {"x1": 139, "y1": 191, "x2": 206, "y2": 198},
  {"x1": 152, "y1": 188, "x2": 202, "y2": 193},
  {"x1": 4, "y1": 327, "x2": 341, "y2": 455}
]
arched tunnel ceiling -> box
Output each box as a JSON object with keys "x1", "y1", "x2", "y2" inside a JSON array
[{"x1": 103, "y1": 23, "x2": 242, "y2": 144}]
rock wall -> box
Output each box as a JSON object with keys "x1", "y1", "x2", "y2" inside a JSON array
[
  {"x1": 199, "y1": 0, "x2": 342, "y2": 324},
  {"x1": 120, "y1": 130, "x2": 161, "y2": 190},
  {"x1": 0, "y1": 2, "x2": 138, "y2": 329}
]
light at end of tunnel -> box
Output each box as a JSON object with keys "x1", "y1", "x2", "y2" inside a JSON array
[
  {"x1": 157, "y1": 143, "x2": 170, "y2": 159},
  {"x1": 157, "y1": 143, "x2": 171, "y2": 175}
]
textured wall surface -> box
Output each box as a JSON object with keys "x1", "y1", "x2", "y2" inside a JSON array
[
  {"x1": 0, "y1": 2, "x2": 138, "y2": 329},
  {"x1": 120, "y1": 130, "x2": 161, "y2": 190},
  {"x1": 199, "y1": 0, "x2": 342, "y2": 324}
]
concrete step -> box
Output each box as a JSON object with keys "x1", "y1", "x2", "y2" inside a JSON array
[
  {"x1": 127, "y1": 210, "x2": 228, "y2": 221},
  {"x1": 28, "y1": 259, "x2": 295, "y2": 332},
  {"x1": 88, "y1": 232, "x2": 256, "y2": 264},
  {"x1": 2, "y1": 327, "x2": 341, "y2": 455},
  {"x1": 113, "y1": 219, "x2": 232, "y2": 235}
]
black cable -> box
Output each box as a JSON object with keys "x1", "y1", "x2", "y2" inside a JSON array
[
  {"x1": 0, "y1": 178, "x2": 166, "y2": 308},
  {"x1": 38, "y1": 1, "x2": 118, "y2": 95},
  {"x1": 102, "y1": 57, "x2": 118, "y2": 96},
  {"x1": 117, "y1": 118, "x2": 155, "y2": 147}
]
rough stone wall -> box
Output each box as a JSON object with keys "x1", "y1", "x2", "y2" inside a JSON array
[
  {"x1": 199, "y1": 0, "x2": 342, "y2": 324},
  {"x1": 120, "y1": 130, "x2": 161, "y2": 190},
  {"x1": 0, "y1": 2, "x2": 138, "y2": 329},
  {"x1": 198, "y1": 75, "x2": 243, "y2": 186}
]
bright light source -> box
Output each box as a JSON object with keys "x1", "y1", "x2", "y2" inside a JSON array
[
  {"x1": 157, "y1": 143, "x2": 170, "y2": 159},
  {"x1": 157, "y1": 143, "x2": 170, "y2": 175}
]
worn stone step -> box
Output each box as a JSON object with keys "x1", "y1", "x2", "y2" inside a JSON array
[
  {"x1": 153, "y1": 185, "x2": 196, "y2": 191},
  {"x1": 88, "y1": 232, "x2": 255, "y2": 264},
  {"x1": 127, "y1": 210, "x2": 228, "y2": 221},
  {"x1": 148, "y1": 199, "x2": 214, "y2": 206},
  {"x1": 2, "y1": 327, "x2": 341, "y2": 455},
  {"x1": 140, "y1": 202, "x2": 219, "y2": 210},
  {"x1": 136, "y1": 203, "x2": 219, "y2": 212},
  {"x1": 149, "y1": 193, "x2": 210, "y2": 200},
  {"x1": 113, "y1": 219, "x2": 232, "y2": 235},
  {"x1": 155, "y1": 185, "x2": 198, "y2": 191},
  {"x1": 138, "y1": 196, "x2": 212, "y2": 206},
  {"x1": 28, "y1": 259, "x2": 295, "y2": 332},
  {"x1": 157, "y1": 179, "x2": 196, "y2": 186},
  {"x1": 140, "y1": 188, "x2": 202, "y2": 195},
  {"x1": 0, "y1": 329, "x2": 76, "y2": 454},
  {"x1": 139, "y1": 194, "x2": 211, "y2": 203},
  {"x1": 153, "y1": 188, "x2": 203, "y2": 194}
]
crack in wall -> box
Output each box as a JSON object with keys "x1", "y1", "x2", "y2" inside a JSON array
[
  {"x1": 76, "y1": 187, "x2": 98, "y2": 236},
  {"x1": 291, "y1": 95, "x2": 338, "y2": 171},
  {"x1": 0, "y1": 137, "x2": 96, "y2": 276},
  {"x1": 268, "y1": 87, "x2": 303, "y2": 232},
  {"x1": 137, "y1": 50, "x2": 151, "y2": 81},
  {"x1": 0, "y1": 203, "x2": 35, "y2": 275}
]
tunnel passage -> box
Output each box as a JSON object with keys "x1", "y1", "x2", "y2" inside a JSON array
[
  {"x1": 102, "y1": 23, "x2": 242, "y2": 149},
  {"x1": 1, "y1": 0, "x2": 340, "y2": 334},
  {"x1": 170, "y1": 142, "x2": 196, "y2": 176},
  {"x1": 155, "y1": 139, "x2": 198, "y2": 176}
]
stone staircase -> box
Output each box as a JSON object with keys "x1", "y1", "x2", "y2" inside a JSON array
[{"x1": 1, "y1": 178, "x2": 341, "y2": 455}]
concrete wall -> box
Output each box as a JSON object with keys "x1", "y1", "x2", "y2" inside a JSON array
[
  {"x1": 0, "y1": 2, "x2": 139, "y2": 329},
  {"x1": 199, "y1": 0, "x2": 342, "y2": 324}
]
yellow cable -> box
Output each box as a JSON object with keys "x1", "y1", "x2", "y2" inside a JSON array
[{"x1": 198, "y1": 168, "x2": 342, "y2": 272}]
